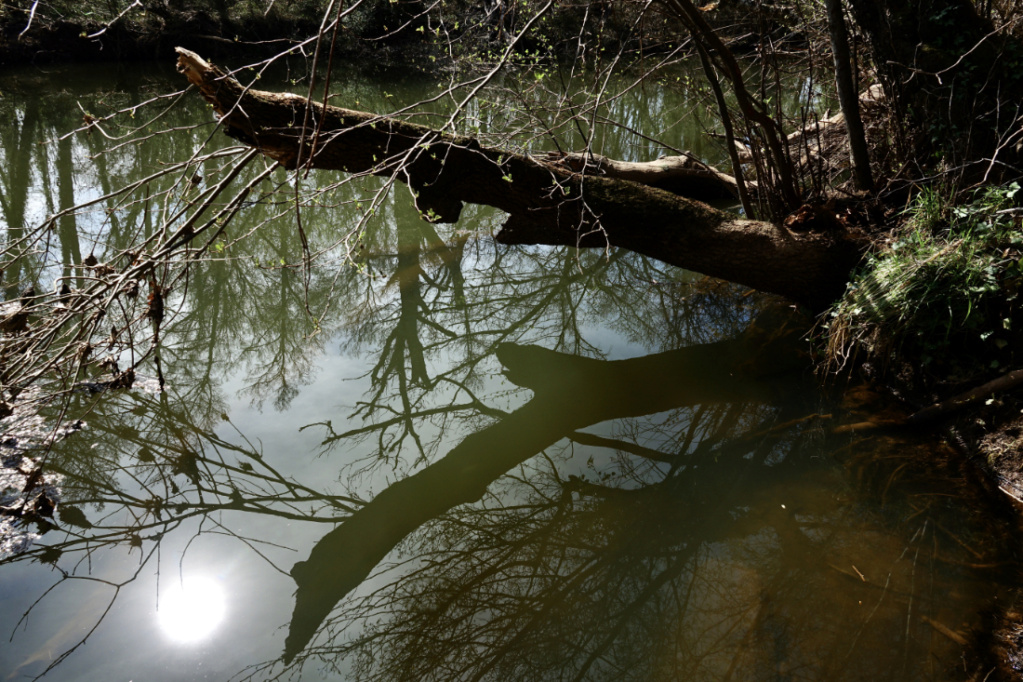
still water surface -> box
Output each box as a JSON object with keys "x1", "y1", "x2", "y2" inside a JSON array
[{"x1": 0, "y1": 59, "x2": 1015, "y2": 681}]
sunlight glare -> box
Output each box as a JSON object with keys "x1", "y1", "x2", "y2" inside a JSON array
[{"x1": 157, "y1": 576, "x2": 227, "y2": 643}]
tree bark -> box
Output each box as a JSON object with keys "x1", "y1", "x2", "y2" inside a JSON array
[
  {"x1": 176, "y1": 48, "x2": 866, "y2": 310},
  {"x1": 826, "y1": 0, "x2": 874, "y2": 191}
]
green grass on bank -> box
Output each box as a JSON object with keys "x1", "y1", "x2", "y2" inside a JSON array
[{"x1": 823, "y1": 182, "x2": 1023, "y2": 386}]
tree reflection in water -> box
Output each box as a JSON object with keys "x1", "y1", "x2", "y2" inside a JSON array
[
  {"x1": 268, "y1": 325, "x2": 1012, "y2": 682},
  {"x1": 0, "y1": 65, "x2": 1015, "y2": 682},
  {"x1": 2, "y1": 190, "x2": 1014, "y2": 680},
  {"x1": 2, "y1": 225, "x2": 1013, "y2": 682}
]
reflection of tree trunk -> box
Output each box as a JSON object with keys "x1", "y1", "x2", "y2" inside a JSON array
[
  {"x1": 419, "y1": 221, "x2": 466, "y2": 305},
  {"x1": 83, "y1": 130, "x2": 124, "y2": 248},
  {"x1": 395, "y1": 222, "x2": 429, "y2": 386},
  {"x1": 1, "y1": 101, "x2": 39, "y2": 299},
  {"x1": 202, "y1": 262, "x2": 225, "y2": 382},
  {"x1": 57, "y1": 136, "x2": 84, "y2": 287},
  {"x1": 284, "y1": 317, "x2": 809, "y2": 662},
  {"x1": 175, "y1": 48, "x2": 865, "y2": 310}
]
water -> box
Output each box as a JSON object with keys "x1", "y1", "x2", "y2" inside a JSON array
[{"x1": 0, "y1": 59, "x2": 1015, "y2": 681}]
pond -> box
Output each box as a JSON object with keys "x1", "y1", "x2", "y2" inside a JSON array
[{"x1": 0, "y1": 58, "x2": 1016, "y2": 681}]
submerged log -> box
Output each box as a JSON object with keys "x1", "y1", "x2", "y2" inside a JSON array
[{"x1": 175, "y1": 47, "x2": 866, "y2": 309}]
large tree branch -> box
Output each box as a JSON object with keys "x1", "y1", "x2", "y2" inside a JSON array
[{"x1": 175, "y1": 48, "x2": 866, "y2": 309}]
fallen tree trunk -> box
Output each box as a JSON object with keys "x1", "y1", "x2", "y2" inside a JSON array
[
  {"x1": 736, "y1": 85, "x2": 885, "y2": 173},
  {"x1": 541, "y1": 150, "x2": 744, "y2": 200},
  {"x1": 175, "y1": 48, "x2": 866, "y2": 309}
]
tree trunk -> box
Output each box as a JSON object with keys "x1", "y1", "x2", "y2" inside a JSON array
[
  {"x1": 826, "y1": 0, "x2": 874, "y2": 191},
  {"x1": 541, "y1": 150, "x2": 744, "y2": 200},
  {"x1": 175, "y1": 48, "x2": 866, "y2": 310}
]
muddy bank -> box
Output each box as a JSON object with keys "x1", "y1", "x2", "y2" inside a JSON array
[{"x1": 969, "y1": 400, "x2": 1023, "y2": 679}]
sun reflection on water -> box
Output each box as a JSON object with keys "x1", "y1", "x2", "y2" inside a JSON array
[{"x1": 157, "y1": 576, "x2": 227, "y2": 643}]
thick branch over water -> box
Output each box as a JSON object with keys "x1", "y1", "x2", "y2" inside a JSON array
[{"x1": 176, "y1": 48, "x2": 865, "y2": 309}]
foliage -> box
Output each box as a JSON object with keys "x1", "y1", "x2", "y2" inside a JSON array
[
  {"x1": 0, "y1": 0, "x2": 662, "y2": 59},
  {"x1": 823, "y1": 182, "x2": 1023, "y2": 383}
]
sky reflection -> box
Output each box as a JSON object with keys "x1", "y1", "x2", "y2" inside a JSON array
[{"x1": 157, "y1": 576, "x2": 227, "y2": 644}]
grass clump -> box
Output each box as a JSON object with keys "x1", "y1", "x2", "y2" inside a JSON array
[{"x1": 823, "y1": 182, "x2": 1023, "y2": 386}]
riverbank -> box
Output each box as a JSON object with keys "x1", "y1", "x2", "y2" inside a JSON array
[
  {"x1": 0, "y1": 0, "x2": 769, "y2": 69},
  {"x1": 824, "y1": 210, "x2": 1023, "y2": 678},
  {"x1": 958, "y1": 398, "x2": 1023, "y2": 679}
]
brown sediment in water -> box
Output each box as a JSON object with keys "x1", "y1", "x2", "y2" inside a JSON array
[
  {"x1": 833, "y1": 384, "x2": 1023, "y2": 680},
  {"x1": 974, "y1": 408, "x2": 1023, "y2": 680}
]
